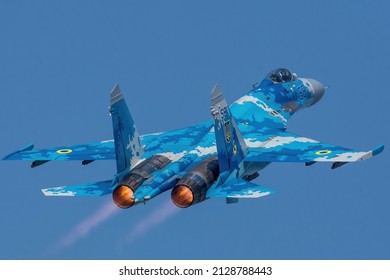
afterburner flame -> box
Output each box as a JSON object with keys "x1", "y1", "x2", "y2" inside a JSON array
[
  {"x1": 171, "y1": 185, "x2": 194, "y2": 208},
  {"x1": 112, "y1": 185, "x2": 134, "y2": 209}
]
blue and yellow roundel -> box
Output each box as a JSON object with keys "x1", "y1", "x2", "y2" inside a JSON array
[
  {"x1": 315, "y1": 150, "x2": 331, "y2": 155},
  {"x1": 56, "y1": 149, "x2": 73, "y2": 154}
]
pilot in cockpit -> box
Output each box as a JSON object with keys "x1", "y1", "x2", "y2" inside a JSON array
[{"x1": 268, "y1": 68, "x2": 296, "y2": 83}]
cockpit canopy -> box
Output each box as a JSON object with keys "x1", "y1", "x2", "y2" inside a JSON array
[{"x1": 267, "y1": 68, "x2": 296, "y2": 83}]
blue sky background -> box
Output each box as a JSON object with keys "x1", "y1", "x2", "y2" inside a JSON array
[{"x1": 0, "y1": 1, "x2": 389, "y2": 260}]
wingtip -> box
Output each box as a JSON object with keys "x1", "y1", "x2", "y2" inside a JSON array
[
  {"x1": 372, "y1": 144, "x2": 384, "y2": 156},
  {"x1": 2, "y1": 143, "x2": 34, "y2": 160}
]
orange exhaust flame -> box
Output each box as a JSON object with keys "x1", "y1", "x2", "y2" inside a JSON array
[
  {"x1": 112, "y1": 185, "x2": 134, "y2": 208},
  {"x1": 171, "y1": 185, "x2": 193, "y2": 208}
]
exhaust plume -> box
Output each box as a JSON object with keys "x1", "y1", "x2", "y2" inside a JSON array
[
  {"x1": 48, "y1": 199, "x2": 119, "y2": 255},
  {"x1": 124, "y1": 200, "x2": 180, "y2": 245}
]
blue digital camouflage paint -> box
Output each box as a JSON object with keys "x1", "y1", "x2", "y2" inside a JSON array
[{"x1": 2, "y1": 68, "x2": 384, "y2": 208}]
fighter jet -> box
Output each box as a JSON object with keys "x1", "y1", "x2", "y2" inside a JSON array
[{"x1": 3, "y1": 68, "x2": 384, "y2": 208}]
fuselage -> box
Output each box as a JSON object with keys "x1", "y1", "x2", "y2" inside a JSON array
[
  {"x1": 130, "y1": 69, "x2": 326, "y2": 203},
  {"x1": 141, "y1": 69, "x2": 325, "y2": 164},
  {"x1": 4, "y1": 68, "x2": 382, "y2": 209}
]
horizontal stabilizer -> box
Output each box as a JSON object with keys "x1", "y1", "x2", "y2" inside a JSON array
[
  {"x1": 206, "y1": 178, "x2": 275, "y2": 198},
  {"x1": 42, "y1": 180, "x2": 114, "y2": 196}
]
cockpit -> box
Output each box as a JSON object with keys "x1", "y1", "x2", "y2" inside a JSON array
[{"x1": 267, "y1": 68, "x2": 297, "y2": 84}]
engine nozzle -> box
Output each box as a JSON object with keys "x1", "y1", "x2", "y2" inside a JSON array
[
  {"x1": 171, "y1": 185, "x2": 194, "y2": 208},
  {"x1": 112, "y1": 185, "x2": 134, "y2": 209}
]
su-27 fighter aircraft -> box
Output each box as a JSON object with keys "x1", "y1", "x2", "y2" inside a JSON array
[{"x1": 3, "y1": 68, "x2": 384, "y2": 208}]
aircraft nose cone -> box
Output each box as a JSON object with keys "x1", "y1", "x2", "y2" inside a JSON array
[{"x1": 306, "y1": 78, "x2": 325, "y2": 105}]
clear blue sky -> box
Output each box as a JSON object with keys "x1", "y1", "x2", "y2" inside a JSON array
[{"x1": 0, "y1": 1, "x2": 389, "y2": 260}]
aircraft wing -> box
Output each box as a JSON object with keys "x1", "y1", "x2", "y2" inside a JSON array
[
  {"x1": 2, "y1": 141, "x2": 116, "y2": 162},
  {"x1": 2, "y1": 121, "x2": 213, "y2": 164},
  {"x1": 245, "y1": 131, "x2": 384, "y2": 168}
]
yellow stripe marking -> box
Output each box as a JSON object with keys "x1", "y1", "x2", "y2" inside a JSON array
[
  {"x1": 57, "y1": 149, "x2": 73, "y2": 154},
  {"x1": 315, "y1": 150, "x2": 331, "y2": 155}
]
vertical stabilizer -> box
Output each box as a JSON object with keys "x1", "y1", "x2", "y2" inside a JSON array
[
  {"x1": 210, "y1": 84, "x2": 248, "y2": 174},
  {"x1": 110, "y1": 84, "x2": 143, "y2": 173}
]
